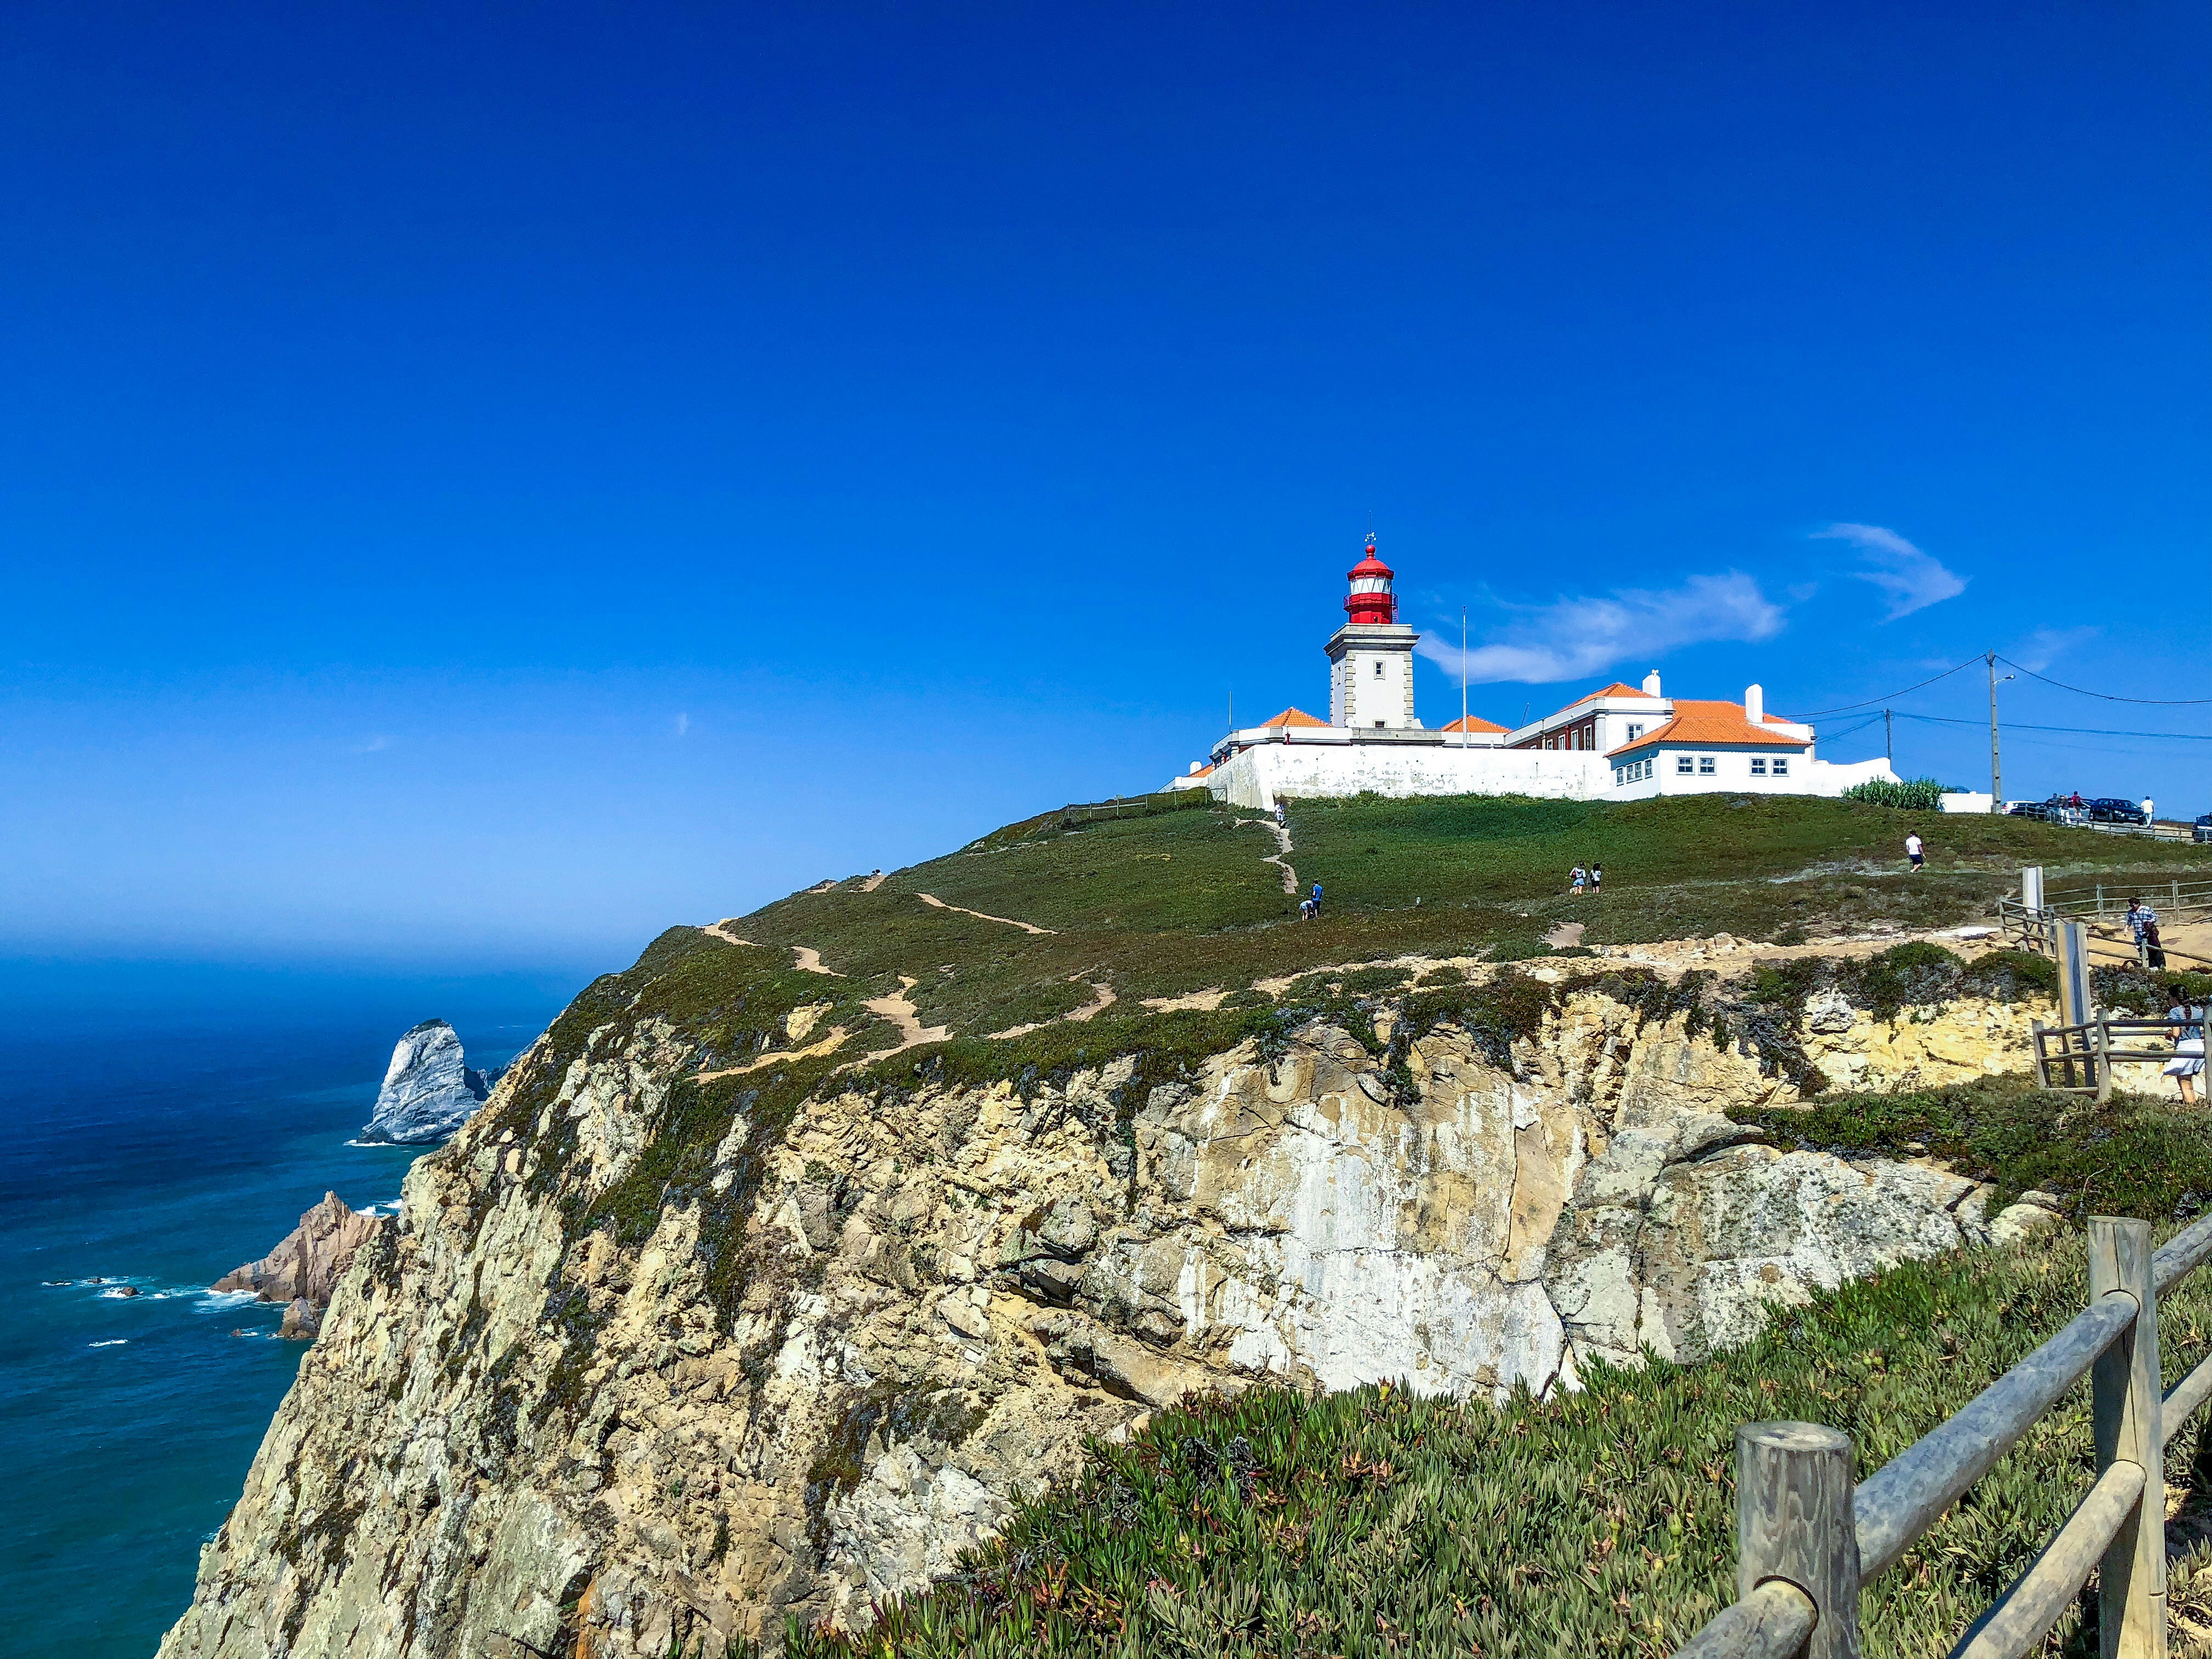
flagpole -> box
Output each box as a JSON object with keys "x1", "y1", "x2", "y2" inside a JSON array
[{"x1": 1460, "y1": 607, "x2": 1468, "y2": 748}]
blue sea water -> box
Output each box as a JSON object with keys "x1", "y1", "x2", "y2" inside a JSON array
[{"x1": 0, "y1": 961, "x2": 583, "y2": 1658}]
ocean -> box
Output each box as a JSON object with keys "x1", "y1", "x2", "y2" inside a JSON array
[{"x1": 0, "y1": 962, "x2": 582, "y2": 1658}]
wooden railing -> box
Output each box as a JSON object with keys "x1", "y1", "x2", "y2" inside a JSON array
[
  {"x1": 1673, "y1": 1213, "x2": 2212, "y2": 1659},
  {"x1": 1057, "y1": 788, "x2": 1214, "y2": 827},
  {"x1": 2039, "y1": 879, "x2": 2212, "y2": 921},
  {"x1": 2033, "y1": 1016, "x2": 2197, "y2": 1103}
]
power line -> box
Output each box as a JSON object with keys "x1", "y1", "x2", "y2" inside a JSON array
[
  {"x1": 1891, "y1": 710, "x2": 2212, "y2": 742},
  {"x1": 1993, "y1": 656, "x2": 2212, "y2": 705},
  {"x1": 1798, "y1": 657, "x2": 1982, "y2": 718}
]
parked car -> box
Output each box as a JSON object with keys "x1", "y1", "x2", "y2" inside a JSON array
[
  {"x1": 2196, "y1": 812, "x2": 2211, "y2": 844},
  {"x1": 2087, "y1": 797, "x2": 2148, "y2": 825},
  {"x1": 2008, "y1": 800, "x2": 2059, "y2": 821}
]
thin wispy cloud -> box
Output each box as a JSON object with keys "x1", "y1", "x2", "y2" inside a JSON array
[
  {"x1": 356, "y1": 735, "x2": 391, "y2": 753},
  {"x1": 2009, "y1": 626, "x2": 2099, "y2": 674},
  {"x1": 1812, "y1": 523, "x2": 1967, "y2": 620},
  {"x1": 1415, "y1": 571, "x2": 1784, "y2": 685},
  {"x1": 672, "y1": 713, "x2": 690, "y2": 737}
]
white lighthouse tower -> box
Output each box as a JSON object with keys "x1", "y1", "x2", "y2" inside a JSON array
[{"x1": 1325, "y1": 534, "x2": 1421, "y2": 729}]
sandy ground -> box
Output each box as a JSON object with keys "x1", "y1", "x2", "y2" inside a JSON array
[
  {"x1": 916, "y1": 892, "x2": 1056, "y2": 935},
  {"x1": 1234, "y1": 815, "x2": 1300, "y2": 896},
  {"x1": 857, "y1": 975, "x2": 952, "y2": 1061},
  {"x1": 986, "y1": 978, "x2": 1118, "y2": 1041}
]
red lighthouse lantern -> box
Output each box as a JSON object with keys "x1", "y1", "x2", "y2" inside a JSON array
[{"x1": 1344, "y1": 536, "x2": 1397, "y2": 625}]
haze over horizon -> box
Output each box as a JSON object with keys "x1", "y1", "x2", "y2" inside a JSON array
[{"x1": 4, "y1": 2, "x2": 2207, "y2": 974}]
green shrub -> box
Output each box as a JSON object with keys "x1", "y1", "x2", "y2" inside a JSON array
[
  {"x1": 1842, "y1": 776, "x2": 1946, "y2": 811},
  {"x1": 766, "y1": 1232, "x2": 2212, "y2": 1659},
  {"x1": 1734, "y1": 1075, "x2": 2212, "y2": 1219}
]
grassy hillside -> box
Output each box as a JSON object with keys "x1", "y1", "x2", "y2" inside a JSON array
[{"x1": 727, "y1": 793, "x2": 2209, "y2": 1047}]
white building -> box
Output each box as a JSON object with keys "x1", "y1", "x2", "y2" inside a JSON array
[{"x1": 1166, "y1": 537, "x2": 1898, "y2": 810}]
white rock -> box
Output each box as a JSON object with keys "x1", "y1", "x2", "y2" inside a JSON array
[{"x1": 356, "y1": 1020, "x2": 503, "y2": 1144}]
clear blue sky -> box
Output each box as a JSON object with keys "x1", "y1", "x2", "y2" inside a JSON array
[{"x1": 3, "y1": 2, "x2": 2207, "y2": 975}]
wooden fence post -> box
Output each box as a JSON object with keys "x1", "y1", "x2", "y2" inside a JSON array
[
  {"x1": 2089, "y1": 1216, "x2": 2165, "y2": 1659},
  {"x1": 2095, "y1": 1020, "x2": 2114, "y2": 1105},
  {"x1": 2032, "y1": 1019, "x2": 2048, "y2": 1089},
  {"x1": 2062, "y1": 921, "x2": 2095, "y2": 1029},
  {"x1": 1736, "y1": 1422, "x2": 1861, "y2": 1658}
]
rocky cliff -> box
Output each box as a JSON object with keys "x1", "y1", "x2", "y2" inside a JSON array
[
  {"x1": 159, "y1": 923, "x2": 2055, "y2": 1659},
  {"x1": 358, "y1": 1019, "x2": 504, "y2": 1145},
  {"x1": 213, "y1": 1191, "x2": 396, "y2": 1339}
]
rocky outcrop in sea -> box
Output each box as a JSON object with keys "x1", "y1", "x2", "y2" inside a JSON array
[
  {"x1": 356, "y1": 1019, "x2": 504, "y2": 1145},
  {"x1": 212, "y1": 1191, "x2": 393, "y2": 1339}
]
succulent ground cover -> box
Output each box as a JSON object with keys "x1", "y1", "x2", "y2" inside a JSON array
[{"x1": 744, "y1": 1224, "x2": 2212, "y2": 1659}]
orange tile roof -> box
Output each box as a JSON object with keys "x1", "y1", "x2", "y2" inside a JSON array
[
  {"x1": 1184, "y1": 763, "x2": 1216, "y2": 779},
  {"x1": 1548, "y1": 681, "x2": 1651, "y2": 719},
  {"x1": 1438, "y1": 714, "x2": 1507, "y2": 733},
  {"x1": 1260, "y1": 707, "x2": 1330, "y2": 729},
  {"x1": 1607, "y1": 699, "x2": 1809, "y2": 757}
]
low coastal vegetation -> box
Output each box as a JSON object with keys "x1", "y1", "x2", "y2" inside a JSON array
[{"x1": 746, "y1": 1220, "x2": 2212, "y2": 1659}]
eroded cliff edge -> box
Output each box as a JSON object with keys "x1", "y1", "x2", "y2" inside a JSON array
[{"x1": 159, "y1": 932, "x2": 2053, "y2": 1659}]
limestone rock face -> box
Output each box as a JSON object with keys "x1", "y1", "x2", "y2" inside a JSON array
[
  {"x1": 160, "y1": 980, "x2": 2046, "y2": 1659},
  {"x1": 357, "y1": 1019, "x2": 503, "y2": 1145},
  {"x1": 212, "y1": 1191, "x2": 393, "y2": 1339}
]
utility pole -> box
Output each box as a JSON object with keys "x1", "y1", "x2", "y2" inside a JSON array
[
  {"x1": 1883, "y1": 708, "x2": 1893, "y2": 769},
  {"x1": 1460, "y1": 606, "x2": 1469, "y2": 748},
  {"x1": 1986, "y1": 651, "x2": 2002, "y2": 812}
]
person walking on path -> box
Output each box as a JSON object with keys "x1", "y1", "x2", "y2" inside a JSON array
[
  {"x1": 1905, "y1": 832, "x2": 1924, "y2": 871},
  {"x1": 2142, "y1": 797, "x2": 2155, "y2": 823},
  {"x1": 2128, "y1": 898, "x2": 2168, "y2": 970},
  {"x1": 1274, "y1": 800, "x2": 1286, "y2": 829},
  {"x1": 1588, "y1": 862, "x2": 1603, "y2": 895},
  {"x1": 1568, "y1": 865, "x2": 1587, "y2": 896},
  {"x1": 2166, "y1": 996, "x2": 2205, "y2": 1107}
]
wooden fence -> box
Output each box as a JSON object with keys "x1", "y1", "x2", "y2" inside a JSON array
[
  {"x1": 2039, "y1": 879, "x2": 2212, "y2": 922},
  {"x1": 1674, "y1": 1212, "x2": 2212, "y2": 1659},
  {"x1": 2032, "y1": 1016, "x2": 2196, "y2": 1103},
  {"x1": 1057, "y1": 788, "x2": 1215, "y2": 828}
]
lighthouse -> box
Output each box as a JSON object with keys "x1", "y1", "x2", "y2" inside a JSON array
[{"x1": 1324, "y1": 534, "x2": 1421, "y2": 729}]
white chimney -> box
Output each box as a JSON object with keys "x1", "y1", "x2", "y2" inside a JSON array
[
  {"x1": 1188, "y1": 761, "x2": 1203, "y2": 774},
  {"x1": 1642, "y1": 669, "x2": 1662, "y2": 697},
  {"x1": 1745, "y1": 684, "x2": 1764, "y2": 725}
]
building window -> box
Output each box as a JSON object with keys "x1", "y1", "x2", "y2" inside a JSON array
[
  {"x1": 1613, "y1": 766, "x2": 1624, "y2": 787},
  {"x1": 1698, "y1": 755, "x2": 1716, "y2": 775},
  {"x1": 1373, "y1": 661, "x2": 1384, "y2": 677},
  {"x1": 1626, "y1": 723, "x2": 1643, "y2": 742},
  {"x1": 1677, "y1": 755, "x2": 1694, "y2": 775},
  {"x1": 1750, "y1": 758, "x2": 1767, "y2": 776},
  {"x1": 1374, "y1": 719, "x2": 1385, "y2": 728},
  {"x1": 1773, "y1": 757, "x2": 1788, "y2": 776}
]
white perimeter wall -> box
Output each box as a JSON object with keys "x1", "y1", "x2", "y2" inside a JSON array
[
  {"x1": 1212, "y1": 743, "x2": 1611, "y2": 810},
  {"x1": 1212, "y1": 743, "x2": 1899, "y2": 811}
]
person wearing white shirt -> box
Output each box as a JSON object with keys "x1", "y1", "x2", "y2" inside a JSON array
[{"x1": 1905, "y1": 833, "x2": 1924, "y2": 871}]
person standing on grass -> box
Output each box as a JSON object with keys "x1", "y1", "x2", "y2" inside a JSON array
[
  {"x1": 1589, "y1": 862, "x2": 1603, "y2": 895},
  {"x1": 1310, "y1": 880, "x2": 1323, "y2": 917},
  {"x1": 1905, "y1": 832, "x2": 1924, "y2": 871},
  {"x1": 2167, "y1": 996, "x2": 2205, "y2": 1107},
  {"x1": 1568, "y1": 864, "x2": 1587, "y2": 896}
]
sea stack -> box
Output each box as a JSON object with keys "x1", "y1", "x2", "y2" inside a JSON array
[
  {"x1": 212, "y1": 1192, "x2": 392, "y2": 1340},
  {"x1": 356, "y1": 1018, "x2": 501, "y2": 1144}
]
